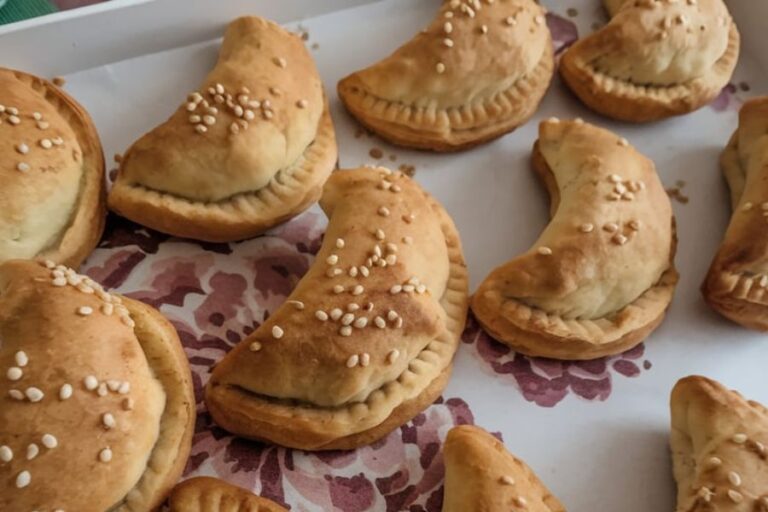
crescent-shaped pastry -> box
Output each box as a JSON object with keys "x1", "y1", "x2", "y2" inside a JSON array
[
  {"x1": 560, "y1": 0, "x2": 740, "y2": 122},
  {"x1": 471, "y1": 118, "x2": 678, "y2": 360},
  {"x1": 337, "y1": 0, "x2": 554, "y2": 151},
  {"x1": 205, "y1": 167, "x2": 469, "y2": 450},
  {"x1": 703, "y1": 97, "x2": 768, "y2": 331},
  {"x1": 442, "y1": 425, "x2": 565, "y2": 512},
  {"x1": 169, "y1": 477, "x2": 287, "y2": 512},
  {"x1": 0, "y1": 260, "x2": 194, "y2": 511},
  {"x1": 108, "y1": 16, "x2": 337, "y2": 242},
  {"x1": 1, "y1": 68, "x2": 105, "y2": 267},
  {"x1": 671, "y1": 376, "x2": 768, "y2": 511}
]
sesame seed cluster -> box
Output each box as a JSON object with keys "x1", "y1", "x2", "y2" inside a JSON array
[
  {"x1": 695, "y1": 432, "x2": 768, "y2": 506},
  {"x1": 1, "y1": 104, "x2": 66, "y2": 173},
  {"x1": 250, "y1": 169, "x2": 427, "y2": 370},
  {"x1": 433, "y1": 0, "x2": 546, "y2": 75},
  {"x1": 630, "y1": 0, "x2": 729, "y2": 41}
]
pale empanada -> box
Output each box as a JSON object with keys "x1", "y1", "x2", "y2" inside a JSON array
[
  {"x1": 0, "y1": 68, "x2": 105, "y2": 267},
  {"x1": 561, "y1": 0, "x2": 740, "y2": 122},
  {"x1": 442, "y1": 425, "x2": 565, "y2": 512},
  {"x1": 671, "y1": 376, "x2": 768, "y2": 511},
  {"x1": 0, "y1": 260, "x2": 194, "y2": 511},
  {"x1": 205, "y1": 167, "x2": 469, "y2": 450},
  {"x1": 108, "y1": 16, "x2": 337, "y2": 242},
  {"x1": 703, "y1": 97, "x2": 768, "y2": 331},
  {"x1": 169, "y1": 477, "x2": 287, "y2": 512},
  {"x1": 471, "y1": 118, "x2": 678, "y2": 360},
  {"x1": 337, "y1": 0, "x2": 554, "y2": 151}
]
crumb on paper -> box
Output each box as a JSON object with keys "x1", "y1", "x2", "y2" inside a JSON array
[
  {"x1": 739, "y1": 82, "x2": 751, "y2": 92},
  {"x1": 369, "y1": 148, "x2": 384, "y2": 159},
  {"x1": 311, "y1": 43, "x2": 320, "y2": 50},
  {"x1": 114, "y1": 153, "x2": 123, "y2": 164},
  {"x1": 389, "y1": 154, "x2": 397, "y2": 162},
  {"x1": 52, "y1": 76, "x2": 66, "y2": 87},
  {"x1": 591, "y1": 21, "x2": 601, "y2": 31},
  {"x1": 398, "y1": 164, "x2": 416, "y2": 177},
  {"x1": 666, "y1": 185, "x2": 689, "y2": 205},
  {"x1": 354, "y1": 127, "x2": 366, "y2": 139},
  {"x1": 108, "y1": 168, "x2": 118, "y2": 182},
  {"x1": 567, "y1": 7, "x2": 578, "y2": 17}
]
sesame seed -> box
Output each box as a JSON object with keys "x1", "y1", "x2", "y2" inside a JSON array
[
  {"x1": 707, "y1": 456, "x2": 721, "y2": 466},
  {"x1": 365, "y1": 302, "x2": 374, "y2": 311},
  {"x1": 17, "y1": 162, "x2": 30, "y2": 172},
  {"x1": 244, "y1": 110, "x2": 255, "y2": 121},
  {"x1": 8, "y1": 115, "x2": 20, "y2": 125},
  {"x1": 234, "y1": 105, "x2": 244, "y2": 117},
  {"x1": 0, "y1": 446, "x2": 12, "y2": 462},
  {"x1": 385, "y1": 254, "x2": 397, "y2": 265},
  {"x1": 360, "y1": 353, "x2": 370, "y2": 367},
  {"x1": 6, "y1": 367, "x2": 22, "y2": 381},
  {"x1": 534, "y1": 14, "x2": 545, "y2": 25},
  {"x1": 123, "y1": 398, "x2": 134, "y2": 410},
  {"x1": 16, "y1": 143, "x2": 29, "y2": 154},
  {"x1": 360, "y1": 266, "x2": 370, "y2": 277},
  {"x1": 390, "y1": 285, "x2": 403, "y2": 294},
  {"x1": 732, "y1": 433, "x2": 748, "y2": 444},
  {"x1": 629, "y1": 220, "x2": 641, "y2": 231},
  {"x1": 618, "y1": 138, "x2": 629, "y2": 147},
  {"x1": 537, "y1": 246, "x2": 552, "y2": 255},
  {"x1": 443, "y1": 38, "x2": 454, "y2": 47},
  {"x1": 727, "y1": 490, "x2": 743, "y2": 503},
  {"x1": 743, "y1": 202, "x2": 754, "y2": 211},
  {"x1": 378, "y1": 206, "x2": 391, "y2": 217},
  {"x1": 16, "y1": 470, "x2": 31, "y2": 488},
  {"x1": 444, "y1": 21, "x2": 453, "y2": 34},
  {"x1": 273, "y1": 57, "x2": 287, "y2": 68},
  {"x1": 77, "y1": 306, "x2": 93, "y2": 316},
  {"x1": 296, "y1": 99, "x2": 308, "y2": 109},
  {"x1": 347, "y1": 303, "x2": 360, "y2": 312},
  {"x1": 288, "y1": 300, "x2": 304, "y2": 310},
  {"x1": 340, "y1": 325, "x2": 353, "y2": 337},
  {"x1": 335, "y1": 238, "x2": 345, "y2": 249},
  {"x1": 341, "y1": 313, "x2": 355, "y2": 326},
  {"x1": 102, "y1": 413, "x2": 116, "y2": 429},
  {"x1": 376, "y1": 229, "x2": 386, "y2": 240},
  {"x1": 603, "y1": 222, "x2": 618, "y2": 233},
  {"x1": 249, "y1": 341, "x2": 262, "y2": 352},
  {"x1": 8, "y1": 390, "x2": 24, "y2": 400},
  {"x1": 505, "y1": 16, "x2": 516, "y2": 25},
  {"x1": 374, "y1": 316, "x2": 386, "y2": 329},
  {"x1": 499, "y1": 475, "x2": 515, "y2": 485},
  {"x1": 349, "y1": 267, "x2": 359, "y2": 277},
  {"x1": 272, "y1": 325, "x2": 284, "y2": 339},
  {"x1": 352, "y1": 285, "x2": 364, "y2": 296},
  {"x1": 84, "y1": 376, "x2": 98, "y2": 390},
  {"x1": 326, "y1": 254, "x2": 339, "y2": 265},
  {"x1": 609, "y1": 174, "x2": 622, "y2": 183},
  {"x1": 387, "y1": 349, "x2": 400, "y2": 364},
  {"x1": 353, "y1": 317, "x2": 368, "y2": 328},
  {"x1": 26, "y1": 387, "x2": 44, "y2": 402},
  {"x1": 186, "y1": 102, "x2": 197, "y2": 112},
  {"x1": 514, "y1": 497, "x2": 527, "y2": 507},
  {"x1": 579, "y1": 223, "x2": 594, "y2": 233},
  {"x1": 728, "y1": 471, "x2": 741, "y2": 487},
  {"x1": 32, "y1": 112, "x2": 42, "y2": 120},
  {"x1": 26, "y1": 443, "x2": 39, "y2": 460},
  {"x1": 99, "y1": 448, "x2": 113, "y2": 463},
  {"x1": 403, "y1": 284, "x2": 415, "y2": 293},
  {"x1": 613, "y1": 234, "x2": 628, "y2": 245},
  {"x1": 436, "y1": 62, "x2": 447, "y2": 74},
  {"x1": 402, "y1": 236, "x2": 413, "y2": 244},
  {"x1": 417, "y1": 284, "x2": 427, "y2": 294},
  {"x1": 195, "y1": 125, "x2": 208, "y2": 134},
  {"x1": 215, "y1": 83, "x2": 225, "y2": 94},
  {"x1": 390, "y1": 185, "x2": 401, "y2": 193},
  {"x1": 52, "y1": 137, "x2": 63, "y2": 146},
  {"x1": 387, "y1": 310, "x2": 399, "y2": 321},
  {"x1": 346, "y1": 354, "x2": 359, "y2": 367},
  {"x1": 41, "y1": 434, "x2": 58, "y2": 449},
  {"x1": 480, "y1": 24, "x2": 488, "y2": 34},
  {"x1": 97, "y1": 383, "x2": 108, "y2": 396},
  {"x1": 102, "y1": 303, "x2": 114, "y2": 316},
  {"x1": 333, "y1": 285, "x2": 345, "y2": 294}
]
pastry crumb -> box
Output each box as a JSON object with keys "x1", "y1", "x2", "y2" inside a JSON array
[
  {"x1": 369, "y1": 148, "x2": 384, "y2": 159},
  {"x1": 389, "y1": 154, "x2": 398, "y2": 162},
  {"x1": 666, "y1": 186, "x2": 689, "y2": 204},
  {"x1": 398, "y1": 164, "x2": 416, "y2": 177},
  {"x1": 739, "y1": 82, "x2": 750, "y2": 92},
  {"x1": 52, "y1": 76, "x2": 66, "y2": 87},
  {"x1": 567, "y1": 7, "x2": 578, "y2": 17},
  {"x1": 311, "y1": 43, "x2": 320, "y2": 50},
  {"x1": 354, "y1": 127, "x2": 366, "y2": 139},
  {"x1": 114, "y1": 153, "x2": 123, "y2": 164}
]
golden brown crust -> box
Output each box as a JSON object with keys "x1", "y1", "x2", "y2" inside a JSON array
[
  {"x1": 0, "y1": 68, "x2": 105, "y2": 268},
  {"x1": 471, "y1": 119, "x2": 678, "y2": 360},
  {"x1": 169, "y1": 477, "x2": 287, "y2": 512},
  {"x1": 337, "y1": 0, "x2": 554, "y2": 152},
  {"x1": 206, "y1": 167, "x2": 469, "y2": 450},
  {"x1": 108, "y1": 16, "x2": 337, "y2": 242},
  {"x1": 671, "y1": 376, "x2": 768, "y2": 511},
  {"x1": 0, "y1": 260, "x2": 193, "y2": 511},
  {"x1": 560, "y1": 0, "x2": 740, "y2": 122},
  {"x1": 442, "y1": 425, "x2": 565, "y2": 512},
  {"x1": 703, "y1": 97, "x2": 768, "y2": 331}
]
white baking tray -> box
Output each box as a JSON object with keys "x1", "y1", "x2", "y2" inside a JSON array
[{"x1": 2, "y1": 1, "x2": 767, "y2": 510}]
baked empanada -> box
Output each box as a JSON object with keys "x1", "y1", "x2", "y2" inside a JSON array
[
  {"x1": 561, "y1": 0, "x2": 740, "y2": 122},
  {"x1": 703, "y1": 97, "x2": 768, "y2": 331},
  {"x1": 671, "y1": 376, "x2": 768, "y2": 511},
  {"x1": 0, "y1": 260, "x2": 194, "y2": 511},
  {"x1": 443, "y1": 425, "x2": 565, "y2": 512},
  {"x1": 108, "y1": 16, "x2": 337, "y2": 242},
  {"x1": 471, "y1": 118, "x2": 678, "y2": 360},
  {"x1": 337, "y1": 0, "x2": 554, "y2": 151},
  {"x1": 206, "y1": 167, "x2": 468, "y2": 450},
  {"x1": 0, "y1": 68, "x2": 105, "y2": 267},
  {"x1": 169, "y1": 477, "x2": 287, "y2": 512}
]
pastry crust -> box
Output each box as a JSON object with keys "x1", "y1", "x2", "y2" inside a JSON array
[
  {"x1": 206, "y1": 167, "x2": 469, "y2": 450},
  {"x1": 702, "y1": 97, "x2": 768, "y2": 331},
  {"x1": 169, "y1": 477, "x2": 287, "y2": 512},
  {"x1": 337, "y1": 0, "x2": 554, "y2": 152},
  {"x1": 671, "y1": 376, "x2": 768, "y2": 511},
  {"x1": 108, "y1": 16, "x2": 337, "y2": 242},
  {"x1": 560, "y1": 0, "x2": 740, "y2": 122},
  {"x1": 0, "y1": 68, "x2": 105, "y2": 267},
  {"x1": 0, "y1": 260, "x2": 194, "y2": 512},
  {"x1": 472, "y1": 118, "x2": 677, "y2": 360},
  {"x1": 442, "y1": 425, "x2": 565, "y2": 512}
]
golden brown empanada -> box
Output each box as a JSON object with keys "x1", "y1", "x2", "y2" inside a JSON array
[
  {"x1": 337, "y1": 0, "x2": 554, "y2": 151},
  {"x1": 561, "y1": 0, "x2": 740, "y2": 122},
  {"x1": 0, "y1": 68, "x2": 105, "y2": 267},
  {"x1": 443, "y1": 425, "x2": 565, "y2": 512},
  {"x1": 471, "y1": 118, "x2": 678, "y2": 360},
  {"x1": 671, "y1": 376, "x2": 768, "y2": 511},
  {"x1": 205, "y1": 167, "x2": 468, "y2": 450},
  {"x1": 169, "y1": 477, "x2": 287, "y2": 512},
  {"x1": 0, "y1": 260, "x2": 194, "y2": 511},
  {"x1": 109, "y1": 16, "x2": 337, "y2": 242},
  {"x1": 703, "y1": 97, "x2": 768, "y2": 331}
]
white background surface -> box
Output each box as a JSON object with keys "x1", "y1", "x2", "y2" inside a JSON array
[{"x1": 4, "y1": 0, "x2": 768, "y2": 510}]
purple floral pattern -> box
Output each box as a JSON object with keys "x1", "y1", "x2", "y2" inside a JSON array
[
  {"x1": 546, "y1": 12, "x2": 579, "y2": 55},
  {"x1": 80, "y1": 212, "x2": 475, "y2": 510},
  {"x1": 462, "y1": 314, "x2": 651, "y2": 408}
]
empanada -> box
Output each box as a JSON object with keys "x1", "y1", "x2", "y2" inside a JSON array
[
  {"x1": 0, "y1": 260, "x2": 194, "y2": 511},
  {"x1": 337, "y1": 0, "x2": 554, "y2": 151},
  {"x1": 205, "y1": 167, "x2": 469, "y2": 450},
  {"x1": 471, "y1": 118, "x2": 678, "y2": 360},
  {"x1": 671, "y1": 376, "x2": 768, "y2": 511},
  {"x1": 0, "y1": 68, "x2": 105, "y2": 267},
  {"x1": 443, "y1": 425, "x2": 565, "y2": 512},
  {"x1": 109, "y1": 16, "x2": 337, "y2": 242},
  {"x1": 169, "y1": 477, "x2": 287, "y2": 512},
  {"x1": 560, "y1": 0, "x2": 740, "y2": 122},
  {"x1": 703, "y1": 97, "x2": 768, "y2": 331}
]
